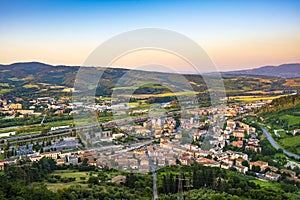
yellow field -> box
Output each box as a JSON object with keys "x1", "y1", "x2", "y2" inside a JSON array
[
  {"x1": 126, "y1": 90, "x2": 199, "y2": 99},
  {"x1": 23, "y1": 84, "x2": 39, "y2": 88},
  {"x1": 229, "y1": 94, "x2": 288, "y2": 102}
]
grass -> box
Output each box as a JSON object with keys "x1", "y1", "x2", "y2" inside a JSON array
[
  {"x1": 52, "y1": 170, "x2": 89, "y2": 180},
  {"x1": 46, "y1": 170, "x2": 90, "y2": 191},
  {"x1": 279, "y1": 114, "x2": 300, "y2": 126},
  {"x1": 261, "y1": 106, "x2": 300, "y2": 155},
  {"x1": 278, "y1": 135, "x2": 300, "y2": 154},
  {"x1": 250, "y1": 179, "x2": 283, "y2": 192},
  {"x1": 46, "y1": 170, "x2": 123, "y2": 192}
]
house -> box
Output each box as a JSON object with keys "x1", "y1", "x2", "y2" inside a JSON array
[
  {"x1": 196, "y1": 157, "x2": 219, "y2": 167},
  {"x1": 280, "y1": 169, "x2": 296, "y2": 178},
  {"x1": 231, "y1": 140, "x2": 243, "y2": 148},
  {"x1": 111, "y1": 175, "x2": 126, "y2": 184},
  {"x1": 87, "y1": 160, "x2": 97, "y2": 166},
  {"x1": 179, "y1": 153, "x2": 193, "y2": 165},
  {"x1": 292, "y1": 129, "x2": 300, "y2": 136},
  {"x1": 139, "y1": 165, "x2": 149, "y2": 173},
  {"x1": 250, "y1": 161, "x2": 268, "y2": 171},
  {"x1": 69, "y1": 156, "x2": 79, "y2": 165},
  {"x1": 233, "y1": 129, "x2": 245, "y2": 139},
  {"x1": 167, "y1": 158, "x2": 176, "y2": 166},
  {"x1": 235, "y1": 158, "x2": 246, "y2": 166},
  {"x1": 227, "y1": 151, "x2": 248, "y2": 161},
  {"x1": 9, "y1": 103, "x2": 22, "y2": 110},
  {"x1": 221, "y1": 157, "x2": 234, "y2": 166},
  {"x1": 112, "y1": 133, "x2": 124, "y2": 139},
  {"x1": 160, "y1": 137, "x2": 170, "y2": 143},
  {"x1": 134, "y1": 148, "x2": 146, "y2": 155},
  {"x1": 221, "y1": 163, "x2": 231, "y2": 170},
  {"x1": 0, "y1": 160, "x2": 9, "y2": 170},
  {"x1": 128, "y1": 159, "x2": 139, "y2": 169},
  {"x1": 40, "y1": 151, "x2": 61, "y2": 159},
  {"x1": 194, "y1": 130, "x2": 207, "y2": 140},
  {"x1": 265, "y1": 171, "x2": 280, "y2": 181},
  {"x1": 226, "y1": 120, "x2": 236, "y2": 129},
  {"x1": 268, "y1": 166, "x2": 278, "y2": 172},
  {"x1": 56, "y1": 159, "x2": 65, "y2": 165},
  {"x1": 140, "y1": 158, "x2": 149, "y2": 166},
  {"x1": 0, "y1": 131, "x2": 16, "y2": 138},
  {"x1": 195, "y1": 150, "x2": 212, "y2": 158},
  {"x1": 29, "y1": 155, "x2": 42, "y2": 162},
  {"x1": 245, "y1": 138, "x2": 261, "y2": 152},
  {"x1": 234, "y1": 165, "x2": 248, "y2": 174}
]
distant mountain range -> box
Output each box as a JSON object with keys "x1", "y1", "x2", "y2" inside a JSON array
[
  {"x1": 1, "y1": 62, "x2": 299, "y2": 78},
  {"x1": 223, "y1": 63, "x2": 300, "y2": 78},
  {"x1": 0, "y1": 62, "x2": 299, "y2": 97}
]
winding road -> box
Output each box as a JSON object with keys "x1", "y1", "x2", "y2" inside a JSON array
[{"x1": 260, "y1": 127, "x2": 300, "y2": 160}]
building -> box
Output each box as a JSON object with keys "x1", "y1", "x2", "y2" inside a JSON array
[
  {"x1": 234, "y1": 165, "x2": 248, "y2": 174},
  {"x1": 196, "y1": 157, "x2": 219, "y2": 168},
  {"x1": 9, "y1": 103, "x2": 22, "y2": 110},
  {"x1": 231, "y1": 140, "x2": 243, "y2": 148},
  {"x1": 265, "y1": 171, "x2": 280, "y2": 181},
  {"x1": 280, "y1": 169, "x2": 296, "y2": 178},
  {"x1": 250, "y1": 161, "x2": 268, "y2": 171},
  {"x1": 111, "y1": 175, "x2": 126, "y2": 184},
  {"x1": 233, "y1": 129, "x2": 245, "y2": 139}
]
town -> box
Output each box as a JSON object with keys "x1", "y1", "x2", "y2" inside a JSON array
[{"x1": 0, "y1": 94, "x2": 299, "y2": 186}]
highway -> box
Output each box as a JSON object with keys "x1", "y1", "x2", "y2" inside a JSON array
[{"x1": 260, "y1": 127, "x2": 300, "y2": 160}]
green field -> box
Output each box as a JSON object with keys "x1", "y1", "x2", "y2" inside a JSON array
[
  {"x1": 0, "y1": 119, "x2": 74, "y2": 135},
  {"x1": 52, "y1": 170, "x2": 89, "y2": 180},
  {"x1": 250, "y1": 179, "x2": 283, "y2": 192},
  {"x1": 279, "y1": 114, "x2": 300, "y2": 126},
  {"x1": 46, "y1": 170, "x2": 123, "y2": 192},
  {"x1": 46, "y1": 170, "x2": 89, "y2": 191},
  {"x1": 278, "y1": 135, "x2": 300, "y2": 155}
]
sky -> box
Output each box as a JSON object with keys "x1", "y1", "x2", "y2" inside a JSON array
[{"x1": 0, "y1": 0, "x2": 299, "y2": 72}]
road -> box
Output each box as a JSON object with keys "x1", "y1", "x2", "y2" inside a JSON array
[{"x1": 260, "y1": 127, "x2": 300, "y2": 160}]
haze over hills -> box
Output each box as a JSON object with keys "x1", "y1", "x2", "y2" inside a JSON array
[
  {"x1": 224, "y1": 63, "x2": 300, "y2": 78},
  {"x1": 1, "y1": 62, "x2": 300, "y2": 78}
]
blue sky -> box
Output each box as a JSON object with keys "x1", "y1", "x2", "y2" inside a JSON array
[{"x1": 0, "y1": 0, "x2": 299, "y2": 71}]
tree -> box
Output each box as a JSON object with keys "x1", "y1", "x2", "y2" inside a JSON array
[
  {"x1": 241, "y1": 160, "x2": 249, "y2": 167},
  {"x1": 252, "y1": 165, "x2": 261, "y2": 173},
  {"x1": 88, "y1": 176, "x2": 99, "y2": 185}
]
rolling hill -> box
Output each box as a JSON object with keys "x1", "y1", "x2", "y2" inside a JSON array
[
  {"x1": 0, "y1": 62, "x2": 299, "y2": 98},
  {"x1": 224, "y1": 63, "x2": 300, "y2": 78}
]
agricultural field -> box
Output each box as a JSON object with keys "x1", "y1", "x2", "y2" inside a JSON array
[
  {"x1": 0, "y1": 119, "x2": 74, "y2": 135},
  {"x1": 229, "y1": 94, "x2": 288, "y2": 102},
  {"x1": 23, "y1": 83, "x2": 39, "y2": 88},
  {"x1": 278, "y1": 135, "x2": 300, "y2": 155},
  {"x1": 0, "y1": 88, "x2": 13, "y2": 94}
]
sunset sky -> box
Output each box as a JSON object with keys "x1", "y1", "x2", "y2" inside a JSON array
[{"x1": 0, "y1": 0, "x2": 299, "y2": 72}]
